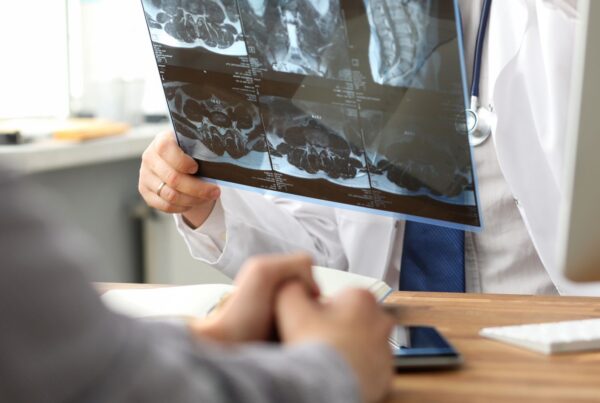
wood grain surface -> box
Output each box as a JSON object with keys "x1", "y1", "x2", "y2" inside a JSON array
[{"x1": 383, "y1": 292, "x2": 600, "y2": 403}]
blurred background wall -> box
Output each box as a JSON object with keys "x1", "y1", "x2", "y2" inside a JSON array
[{"x1": 0, "y1": 0, "x2": 230, "y2": 285}]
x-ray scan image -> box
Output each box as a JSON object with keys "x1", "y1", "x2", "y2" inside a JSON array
[
  {"x1": 362, "y1": 108, "x2": 475, "y2": 205},
  {"x1": 142, "y1": 0, "x2": 481, "y2": 228},
  {"x1": 364, "y1": 0, "x2": 442, "y2": 90},
  {"x1": 165, "y1": 82, "x2": 271, "y2": 170},
  {"x1": 261, "y1": 96, "x2": 369, "y2": 187},
  {"x1": 238, "y1": 0, "x2": 352, "y2": 80},
  {"x1": 143, "y1": 0, "x2": 246, "y2": 56}
]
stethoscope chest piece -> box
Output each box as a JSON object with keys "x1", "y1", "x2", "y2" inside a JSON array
[{"x1": 467, "y1": 106, "x2": 493, "y2": 147}]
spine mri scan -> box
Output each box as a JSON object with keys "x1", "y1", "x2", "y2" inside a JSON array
[
  {"x1": 142, "y1": 0, "x2": 481, "y2": 228},
  {"x1": 238, "y1": 0, "x2": 352, "y2": 80},
  {"x1": 365, "y1": 0, "x2": 434, "y2": 88}
]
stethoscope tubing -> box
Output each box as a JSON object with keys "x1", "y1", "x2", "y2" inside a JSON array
[
  {"x1": 462, "y1": 0, "x2": 494, "y2": 145},
  {"x1": 472, "y1": 0, "x2": 493, "y2": 99}
]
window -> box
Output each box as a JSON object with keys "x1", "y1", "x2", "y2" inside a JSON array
[
  {"x1": 1, "y1": 0, "x2": 166, "y2": 122},
  {"x1": 0, "y1": 1, "x2": 70, "y2": 119}
]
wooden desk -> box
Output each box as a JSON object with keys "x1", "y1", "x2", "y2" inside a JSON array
[
  {"x1": 386, "y1": 292, "x2": 600, "y2": 403},
  {"x1": 100, "y1": 284, "x2": 600, "y2": 402}
]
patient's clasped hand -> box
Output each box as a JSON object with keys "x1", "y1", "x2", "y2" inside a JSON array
[{"x1": 183, "y1": 254, "x2": 395, "y2": 403}]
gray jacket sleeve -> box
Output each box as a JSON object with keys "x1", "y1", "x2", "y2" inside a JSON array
[{"x1": 0, "y1": 169, "x2": 360, "y2": 403}]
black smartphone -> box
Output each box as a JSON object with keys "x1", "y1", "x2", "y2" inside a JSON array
[{"x1": 389, "y1": 326, "x2": 463, "y2": 370}]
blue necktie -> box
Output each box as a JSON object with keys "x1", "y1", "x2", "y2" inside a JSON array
[{"x1": 399, "y1": 221, "x2": 465, "y2": 292}]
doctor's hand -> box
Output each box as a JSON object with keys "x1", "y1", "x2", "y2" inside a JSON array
[
  {"x1": 138, "y1": 131, "x2": 220, "y2": 229},
  {"x1": 276, "y1": 283, "x2": 394, "y2": 403},
  {"x1": 190, "y1": 253, "x2": 320, "y2": 344}
]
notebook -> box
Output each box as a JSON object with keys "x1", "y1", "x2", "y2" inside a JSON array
[{"x1": 102, "y1": 266, "x2": 392, "y2": 321}]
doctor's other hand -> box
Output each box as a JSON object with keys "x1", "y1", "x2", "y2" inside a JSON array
[
  {"x1": 190, "y1": 253, "x2": 320, "y2": 344},
  {"x1": 138, "y1": 131, "x2": 220, "y2": 229},
  {"x1": 276, "y1": 283, "x2": 395, "y2": 403}
]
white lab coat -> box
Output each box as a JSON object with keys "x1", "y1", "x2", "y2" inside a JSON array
[
  {"x1": 488, "y1": 0, "x2": 593, "y2": 295},
  {"x1": 177, "y1": 0, "x2": 599, "y2": 295}
]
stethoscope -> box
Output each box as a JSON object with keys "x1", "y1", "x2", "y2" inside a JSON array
[{"x1": 465, "y1": 0, "x2": 494, "y2": 147}]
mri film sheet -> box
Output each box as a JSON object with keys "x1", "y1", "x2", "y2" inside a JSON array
[{"x1": 142, "y1": 0, "x2": 481, "y2": 229}]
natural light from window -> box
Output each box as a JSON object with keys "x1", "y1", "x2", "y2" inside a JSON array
[
  {"x1": 0, "y1": 0, "x2": 166, "y2": 122},
  {"x1": 0, "y1": 1, "x2": 70, "y2": 119}
]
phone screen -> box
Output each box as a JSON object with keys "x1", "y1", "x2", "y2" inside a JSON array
[{"x1": 390, "y1": 326, "x2": 462, "y2": 369}]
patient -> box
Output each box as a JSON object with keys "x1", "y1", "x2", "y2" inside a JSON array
[{"x1": 0, "y1": 167, "x2": 393, "y2": 403}]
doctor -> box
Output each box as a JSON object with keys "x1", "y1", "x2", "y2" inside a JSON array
[{"x1": 139, "y1": 0, "x2": 581, "y2": 295}]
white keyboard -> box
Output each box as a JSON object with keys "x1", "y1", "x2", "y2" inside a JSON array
[{"x1": 480, "y1": 318, "x2": 600, "y2": 354}]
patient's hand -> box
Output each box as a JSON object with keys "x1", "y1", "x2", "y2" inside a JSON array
[
  {"x1": 276, "y1": 283, "x2": 394, "y2": 403},
  {"x1": 189, "y1": 253, "x2": 319, "y2": 343}
]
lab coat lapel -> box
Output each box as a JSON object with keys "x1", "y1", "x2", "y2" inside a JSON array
[
  {"x1": 488, "y1": 0, "x2": 530, "y2": 101},
  {"x1": 532, "y1": 0, "x2": 578, "y2": 185},
  {"x1": 490, "y1": 0, "x2": 578, "y2": 293}
]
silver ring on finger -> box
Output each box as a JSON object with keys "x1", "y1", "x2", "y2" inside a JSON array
[{"x1": 156, "y1": 181, "x2": 167, "y2": 198}]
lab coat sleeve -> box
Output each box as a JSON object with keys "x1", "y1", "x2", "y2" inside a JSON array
[
  {"x1": 0, "y1": 169, "x2": 361, "y2": 403},
  {"x1": 174, "y1": 187, "x2": 349, "y2": 278}
]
